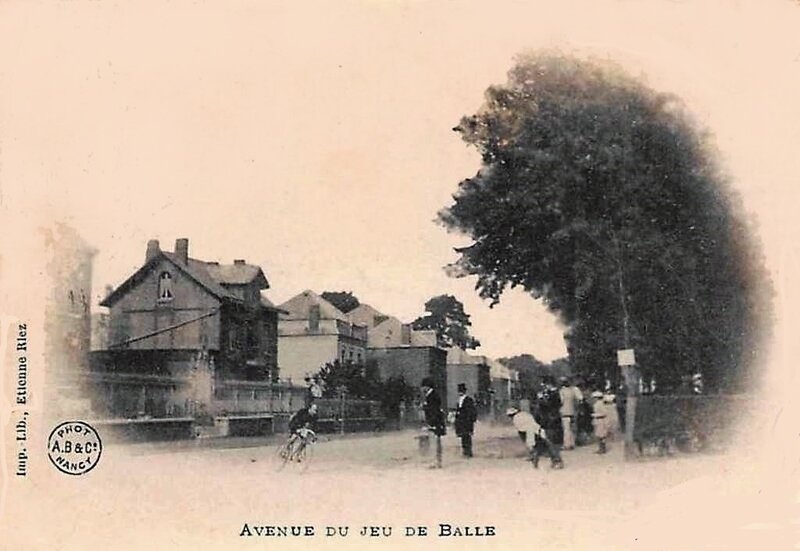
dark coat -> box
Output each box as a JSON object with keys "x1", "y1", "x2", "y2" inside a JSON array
[
  {"x1": 536, "y1": 388, "x2": 563, "y2": 445},
  {"x1": 288, "y1": 407, "x2": 318, "y2": 433},
  {"x1": 423, "y1": 388, "x2": 446, "y2": 436},
  {"x1": 454, "y1": 395, "x2": 477, "y2": 437}
]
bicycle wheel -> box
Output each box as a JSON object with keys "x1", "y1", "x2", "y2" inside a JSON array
[
  {"x1": 275, "y1": 440, "x2": 293, "y2": 471},
  {"x1": 295, "y1": 442, "x2": 313, "y2": 473}
]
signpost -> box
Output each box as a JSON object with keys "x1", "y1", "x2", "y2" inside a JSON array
[{"x1": 618, "y1": 348, "x2": 640, "y2": 459}]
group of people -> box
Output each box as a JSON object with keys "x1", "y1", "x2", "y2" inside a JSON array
[
  {"x1": 420, "y1": 375, "x2": 618, "y2": 469},
  {"x1": 509, "y1": 376, "x2": 618, "y2": 467}
]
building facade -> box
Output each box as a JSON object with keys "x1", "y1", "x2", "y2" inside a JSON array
[
  {"x1": 445, "y1": 347, "x2": 492, "y2": 413},
  {"x1": 98, "y1": 238, "x2": 281, "y2": 382},
  {"x1": 277, "y1": 290, "x2": 368, "y2": 382}
]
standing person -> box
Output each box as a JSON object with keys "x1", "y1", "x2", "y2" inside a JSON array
[
  {"x1": 304, "y1": 376, "x2": 323, "y2": 406},
  {"x1": 558, "y1": 377, "x2": 582, "y2": 450},
  {"x1": 537, "y1": 378, "x2": 563, "y2": 448},
  {"x1": 506, "y1": 407, "x2": 564, "y2": 469},
  {"x1": 577, "y1": 393, "x2": 594, "y2": 446},
  {"x1": 591, "y1": 391, "x2": 610, "y2": 454},
  {"x1": 421, "y1": 377, "x2": 446, "y2": 468},
  {"x1": 454, "y1": 383, "x2": 477, "y2": 458}
]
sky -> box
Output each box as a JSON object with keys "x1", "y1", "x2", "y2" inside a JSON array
[{"x1": 2, "y1": 0, "x2": 800, "y2": 363}]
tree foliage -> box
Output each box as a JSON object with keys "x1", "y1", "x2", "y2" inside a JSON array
[
  {"x1": 411, "y1": 294, "x2": 481, "y2": 350},
  {"x1": 441, "y1": 53, "x2": 771, "y2": 393},
  {"x1": 321, "y1": 291, "x2": 361, "y2": 314},
  {"x1": 314, "y1": 359, "x2": 415, "y2": 419},
  {"x1": 500, "y1": 354, "x2": 572, "y2": 399}
]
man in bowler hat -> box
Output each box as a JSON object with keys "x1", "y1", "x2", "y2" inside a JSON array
[{"x1": 454, "y1": 383, "x2": 478, "y2": 457}]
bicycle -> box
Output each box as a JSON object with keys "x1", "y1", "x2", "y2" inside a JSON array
[{"x1": 275, "y1": 427, "x2": 316, "y2": 472}]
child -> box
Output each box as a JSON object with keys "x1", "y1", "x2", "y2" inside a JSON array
[{"x1": 591, "y1": 391, "x2": 610, "y2": 454}]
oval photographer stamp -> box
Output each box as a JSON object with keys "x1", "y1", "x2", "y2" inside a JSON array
[{"x1": 47, "y1": 421, "x2": 103, "y2": 476}]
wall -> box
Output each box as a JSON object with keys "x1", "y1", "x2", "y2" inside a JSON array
[
  {"x1": 336, "y1": 336, "x2": 366, "y2": 364},
  {"x1": 446, "y1": 363, "x2": 491, "y2": 411},
  {"x1": 367, "y1": 346, "x2": 447, "y2": 393},
  {"x1": 217, "y1": 304, "x2": 279, "y2": 381},
  {"x1": 277, "y1": 333, "x2": 340, "y2": 382}
]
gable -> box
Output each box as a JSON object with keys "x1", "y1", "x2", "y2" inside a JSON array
[
  {"x1": 278, "y1": 290, "x2": 347, "y2": 321},
  {"x1": 101, "y1": 255, "x2": 230, "y2": 308},
  {"x1": 347, "y1": 303, "x2": 389, "y2": 328}
]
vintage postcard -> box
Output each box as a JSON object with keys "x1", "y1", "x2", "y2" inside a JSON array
[{"x1": 1, "y1": 1, "x2": 799, "y2": 549}]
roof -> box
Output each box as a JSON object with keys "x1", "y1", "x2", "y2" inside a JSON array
[
  {"x1": 347, "y1": 303, "x2": 390, "y2": 328},
  {"x1": 204, "y1": 262, "x2": 269, "y2": 288},
  {"x1": 446, "y1": 347, "x2": 489, "y2": 365},
  {"x1": 366, "y1": 315, "x2": 439, "y2": 348},
  {"x1": 101, "y1": 250, "x2": 271, "y2": 307},
  {"x1": 277, "y1": 290, "x2": 348, "y2": 321},
  {"x1": 260, "y1": 294, "x2": 288, "y2": 314},
  {"x1": 487, "y1": 358, "x2": 513, "y2": 380}
]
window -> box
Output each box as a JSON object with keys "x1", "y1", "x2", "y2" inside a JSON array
[
  {"x1": 158, "y1": 272, "x2": 174, "y2": 301},
  {"x1": 229, "y1": 327, "x2": 241, "y2": 350}
]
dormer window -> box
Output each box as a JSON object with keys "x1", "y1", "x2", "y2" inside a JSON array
[{"x1": 158, "y1": 272, "x2": 174, "y2": 302}]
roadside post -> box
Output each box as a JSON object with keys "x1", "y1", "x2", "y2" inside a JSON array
[
  {"x1": 337, "y1": 386, "x2": 347, "y2": 435},
  {"x1": 617, "y1": 348, "x2": 640, "y2": 459}
]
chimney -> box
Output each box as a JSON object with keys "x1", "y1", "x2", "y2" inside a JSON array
[
  {"x1": 175, "y1": 238, "x2": 189, "y2": 265},
  {"x1": 145, "y1": 239, "x2": 161, "y2": 263},
  {"x1": 308, "y1": 304, "x2": 321, "y2": 332},
  {"x1": 401, "y1": 324, "x2": 412, "y2": 345},
  {"x1": 233, "y1": 259, "x2": 246, "y2": 265}
]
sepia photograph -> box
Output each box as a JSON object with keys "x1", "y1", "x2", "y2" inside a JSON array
[{"x1": 1, "y1": 1, "x2": 799, "y2": 549}]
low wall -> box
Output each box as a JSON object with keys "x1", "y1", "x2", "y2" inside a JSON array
[{"x1": 91, "y1": 417, "x2": 196, "y2": 443}]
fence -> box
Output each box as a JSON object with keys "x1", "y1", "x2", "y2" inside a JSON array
[
  {"x1": 212, "y1": 379, "x2": 307, "y2": 415},
  {"x1": 80, "y1": 371, "x2": 194, "y2": 419}
]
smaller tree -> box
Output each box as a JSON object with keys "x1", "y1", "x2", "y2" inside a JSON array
[
  {"x1": 374, "y1": 376, "x2": 416, "y2": 419},
  {"x1": 316, "y1": 359, "x2": 376, "y2": 398},
  {"x1": 314, "y1": 360, "x2": 415, "y2": 420},
  {"x1": 412, "y1": 294, "x2": 481, "y2": 349},
  {"x1": 321, "y1": 291, "x2": 360, "y2": 314}
]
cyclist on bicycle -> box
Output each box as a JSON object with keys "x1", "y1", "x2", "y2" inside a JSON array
[{"x1": 288, "y1": 403, "x2": 318, "y2": 443}]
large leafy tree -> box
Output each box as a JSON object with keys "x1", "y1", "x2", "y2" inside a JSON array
[
  {"x1": 441, "y1": 53, "x2": 771, "y2": 393},
  {"x1": 412, "y1": 294, "x2": 481, "y2": 350}
]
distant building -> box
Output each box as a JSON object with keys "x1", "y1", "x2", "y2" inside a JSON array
[
  {"x1": 347, "y1": 303, "x2": 446, "y2": 395},
  {"x1": 97, "y1": 238, "x2": 282, "y2": 382},
  {"x1": 487, "y1": 357, "x2": 518, "y2": 417},
  {"x1": 277, "y1": 290, "x2": 368, "y2": 382},
  {"x1": 348, "y1": 303, "x2": 437, "y2": 349},
  {"x1": 445, "y1": 347, "x2": 491, "y2": 413}
]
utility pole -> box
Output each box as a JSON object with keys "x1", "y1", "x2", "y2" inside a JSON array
[{"x1": 614, "y1": 234, "x2": 639, "y2": 460}]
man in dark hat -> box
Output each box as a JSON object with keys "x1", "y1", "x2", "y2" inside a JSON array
[
  {"x1": 420, "y1": 377, "x2": 446, "y2": 468},
  {"x1": 454, "y1": 383, "x2": 478, "y2": 457}
]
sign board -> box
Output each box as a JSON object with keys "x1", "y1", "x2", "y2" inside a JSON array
[{"x1": 617, "y1": 348, "x2": 636, "y2": 366}]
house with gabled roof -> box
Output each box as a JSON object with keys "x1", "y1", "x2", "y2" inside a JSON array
[
  {"x1": 277, "y1": 290, "x2": 368, "y2": 382},
  {"x1": 97, "y1": 238, "x2": 283, "y2": 382}
]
